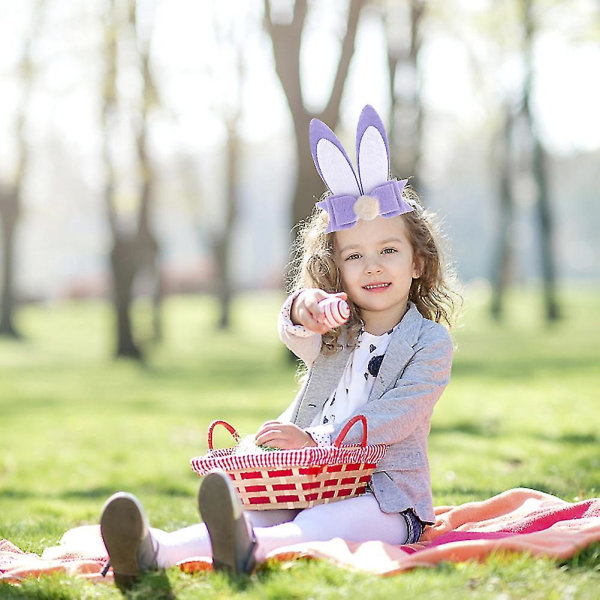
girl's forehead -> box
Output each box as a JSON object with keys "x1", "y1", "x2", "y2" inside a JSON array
[{"x1": 333, "y1": 216, "x2": 409, "y2": 247}]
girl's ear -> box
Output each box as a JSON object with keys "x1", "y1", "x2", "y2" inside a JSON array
[
  {"x1": 310, "y1": 118, "x2": 361, "y2": 197},
  {"x1": 412, "y1": 257, "x2": 423, "y2": 279},
  {"x1": 356, "y1": 105, "x2": 390, "y2": 196}
]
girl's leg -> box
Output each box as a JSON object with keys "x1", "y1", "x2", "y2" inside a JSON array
[
  {"x1": 150, "y1": 524, "x2": 210, "y2": 568},
  {"x1": 151, "y1": 509, "x2": 298, "y2": 568},
  {"x1": 152, "y1": 494, "x2": 405, "y2": 567},
  {"x1": 252, "y1": 493, "x2": 408, "y2": 561},
  {"x1": 248, "y1": 508, "x2": 300, "y2": 528}
]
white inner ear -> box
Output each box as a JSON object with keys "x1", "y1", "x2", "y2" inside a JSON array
[
  {"x1": 358, "y1": 126, "x2": 389, "y2": 195},
  {"x1": 316, "y1": 139, "x2": 360, "y2": 196}
]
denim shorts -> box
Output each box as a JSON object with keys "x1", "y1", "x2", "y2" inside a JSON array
[{"x1": 400, "y1": 508, "x2": 425, "y2": 544}]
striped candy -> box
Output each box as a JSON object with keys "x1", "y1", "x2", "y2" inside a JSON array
[{"x1": 319, "y1": 297, "x2": 350, "y2": 329}]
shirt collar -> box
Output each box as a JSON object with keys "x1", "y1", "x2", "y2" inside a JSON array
[{"x1": 358, "y1": 302, "x2": 419, "y2": 342}]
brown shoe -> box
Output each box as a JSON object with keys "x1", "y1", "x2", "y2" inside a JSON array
[
  {"x1": 100, "y1": 492, "x2": 159, "y2": 588},
  {"x1": 198, "y1": 471, "x2": 257, "y2": 574}
]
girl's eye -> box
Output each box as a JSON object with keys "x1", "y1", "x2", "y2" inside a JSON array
[
  {"x1": 345, "y1": 253, "x2": 361, "y2": 261},
  {"x1": 382, "y1": 247, "x2": 398, "y2": 255}
]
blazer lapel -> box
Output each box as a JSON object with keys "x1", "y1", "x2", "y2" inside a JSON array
[
  {"x1": 295, "y1": 344, "x2": 352, "y2": 427},
  {"x1": 369, "y1": 303, "x2": 423, "y2": 400}
]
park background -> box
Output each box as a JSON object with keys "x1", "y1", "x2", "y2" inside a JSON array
[{"x1": 1, "y1": 1, "x2": 599, "y2": 598}]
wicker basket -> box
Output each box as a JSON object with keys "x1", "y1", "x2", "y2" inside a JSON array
[{"x1": 190, "y1": 415, "x2": 387, "y2": 510}]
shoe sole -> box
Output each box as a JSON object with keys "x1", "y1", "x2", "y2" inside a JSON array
[
  {"x1": 100, "y1": 493, "x2": 146, "y2": 588},
  {"x1": 198, "y1": 471, "x2": 253, "y2": 574}
]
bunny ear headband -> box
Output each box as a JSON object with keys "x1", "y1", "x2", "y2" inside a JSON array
[{"x1": 310, "y1": 105, "x2": 414, "y2": 233}]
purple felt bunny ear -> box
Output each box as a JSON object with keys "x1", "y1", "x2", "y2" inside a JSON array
[
  {"x1": 310, "y1": 105, "x2": 414, "y2": 233},
  {"x1": 356, "y1": 105, "x2": 390, "y2": 195},
  {"x1": 310, "y1": 118, "x2": 361, "y2": 197}
]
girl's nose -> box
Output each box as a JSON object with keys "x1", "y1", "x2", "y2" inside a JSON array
[{"x1": 365, "y1": 261, "x2": 383, "y2": 275}]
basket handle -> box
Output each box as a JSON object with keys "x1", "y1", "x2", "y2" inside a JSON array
[
  {"x1": 333, "y1": 414, "x2": 368, "y2": 448},
  {"x1": 207, "y1": 420, "x2": 241, "y2": 450}
]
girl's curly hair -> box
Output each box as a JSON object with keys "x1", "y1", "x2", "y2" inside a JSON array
[{"x1": 288, "y1": 186, "x2": 461, "y2": 355}]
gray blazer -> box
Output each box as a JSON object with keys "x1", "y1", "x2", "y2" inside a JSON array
[{"x1": 278, "y1": 302, "x2": 453, "y2": 523}]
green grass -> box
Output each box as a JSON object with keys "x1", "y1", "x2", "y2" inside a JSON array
[{"x1": 1, "y1": 287, "x2": 599, "y2": 598}]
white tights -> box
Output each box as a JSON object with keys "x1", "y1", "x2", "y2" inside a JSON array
[{"x1": 151, "y1": 493, "x2": 408, "y2": 568}]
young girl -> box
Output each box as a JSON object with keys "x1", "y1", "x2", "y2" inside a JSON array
[{"x1": 99, "y1": 105, "x2": 459, "y2": 586}]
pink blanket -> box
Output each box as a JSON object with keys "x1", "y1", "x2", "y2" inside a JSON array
[{"x1": 2, "y1": 488, "x2": 600, "y2": 583}]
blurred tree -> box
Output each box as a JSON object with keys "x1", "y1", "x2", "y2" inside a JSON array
[
  {"x1": 0, "y1": 0, "x2": 45, "y2": 338},
  {"x1": 520, "y1": 0, "x2": 559, "y2": 321},
  {"x1": 0, "y1": 184, "x2": 20, "y2": 337},
  {"x1": 264, "y1": 0, "x2": 366, "y2": 228},
  {"x1": 491, "y1": 102, "x2": 517, "y2": 319},
  {"x1": 130, "y1": 0, "x2": 163, "y2": 342},
  {"x1": 208, "y1": 3, "x2": 249, "y2": 330},
  {"x1": 490, "y1": 0, "x2": 560, "y2": 321},
  {"x1": 102, "y1": 0, "x2": 161, "y2": 359},
  {"x1": 382, "y1": 0, "x2": 425, "y2": 190},
  {"x1": 215, "y1": 108, "x2": 240, "y2": 330}
]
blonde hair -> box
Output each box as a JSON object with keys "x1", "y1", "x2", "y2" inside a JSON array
[{"x1": 288, "y1": 186, "x2": 461, "y2": 355}]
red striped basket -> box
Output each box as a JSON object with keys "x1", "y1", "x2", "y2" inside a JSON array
[{"x1": 190, "y1": 415, "x2": 387, "y2": 510}]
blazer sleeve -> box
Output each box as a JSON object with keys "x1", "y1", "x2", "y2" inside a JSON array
[
  {"x1": 277, "y1": 291, "x2": 322, "y2": 367},
  {"x1": 330, "y1": 327, "x2": 453, "y2": 446}
]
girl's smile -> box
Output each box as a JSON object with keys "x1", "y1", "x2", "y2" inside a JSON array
[
  {"x1": 334, "y1": 216, "x2": 420, "y2": 335},
  {"x1": 362, "y1": 282, "x2": 391, "y2": 292}
]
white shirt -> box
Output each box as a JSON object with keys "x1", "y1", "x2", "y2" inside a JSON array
[
  {"x1": 311, "y1": 327, "x2": 397, "y2": 430},
  {"x1": 279, "y1": 292, "x2": 398, "y2": 446}
]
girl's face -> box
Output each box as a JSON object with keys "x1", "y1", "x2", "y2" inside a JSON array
[{"x1": 333, "y1": 216, "x2": 420, "y2": 335}]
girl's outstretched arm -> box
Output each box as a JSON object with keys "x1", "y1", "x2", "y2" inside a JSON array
[
  {"x1": 278, "y1": 289, "x2": 346, "y2": 366},
  {"x1": 291, "y1": 289, "x2": 347, "y2": 334}
]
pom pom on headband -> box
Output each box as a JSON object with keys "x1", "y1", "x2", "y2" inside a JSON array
[{"x1": 310, "y1": 105, "x2": 414, "y2": 234}]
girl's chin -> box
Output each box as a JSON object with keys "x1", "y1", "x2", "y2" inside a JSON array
[{"x1": 358, "y1": 299, "x2": 409, "y2": 315}]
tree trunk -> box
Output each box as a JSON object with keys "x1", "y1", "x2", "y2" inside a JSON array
[
  {"x1": 531, "y1": 137, "x2": 559, "y2": 320},
  {"x1": 214, "y1": 236, "x2": 232, "y2": 330},
  {"x1": 292, "y1": 116, "x2": 325, "y2": 228},
  {"x1": 110, "y1": 237, "x2": 142, "y2": 358},
  {"x1": 133, "y1": 0, "x2": 162, "y2": 342},
  {"x1": 521, "y1": 0, "x2": 560, "y2": 321},
  {"x1": 102, "y1": 0, "x2": 143, "y2": 359},
  {"x1": 0, "y1": 0, "x2": 44, "y2": 338},
  {"x1": 216, "y1": 121, "x2": 239, "y2": 330},
  {"x1": 384, "y1": 0, "x2": 426, "y2": 189},
  {"x1": 265, "y1": 0, "x2": 365, "y2": 227},
  {"x1": 151, "y1": 265, "x2": 163, "y2": 343},
  {"x1": 0, "y1": 188, "x2": 20, "y2": 337},
  {"x1": 490, "y1": 104, "x2": 515, "y2": 320},
  {"x1": 102, "y1": 0, "x2": 161, "y2": 359},
  {"x1": 211, "y1": 9, "x2": 246, "y2": 331}
]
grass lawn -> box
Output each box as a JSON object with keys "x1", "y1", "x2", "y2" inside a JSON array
[{"x1": 1, "y1": 287, "x2": 599, "y2": 599}]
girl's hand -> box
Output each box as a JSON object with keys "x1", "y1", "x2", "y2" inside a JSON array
[
  {"x1": 291, "y1": 289, "x2": 348, "y2": 334},
  {"x1": 254, "y1": 421, "x2": 317, "y2": 450}
]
